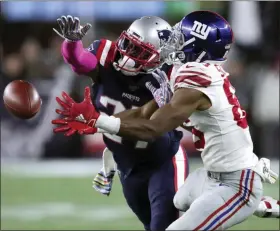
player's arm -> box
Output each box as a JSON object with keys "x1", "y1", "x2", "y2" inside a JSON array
[
  {"x1": 114, "y1": 88, "x2": 208, "y2": 141},
  {"x1": 53, "y1": 87, "x2": 206, "y2": 139},
  {"x1": 91, "y1": 87, "x2": 207, "y2": 141},
  {"x1": 53, "y1": 15, "x2": 100, "y2": 82},
  {"x1": 114, "y1": 68, "x2": 173, "y2": 120},
  {"x1": 52, "y1": 63, "x2": 211, "y2": 138},
  {"x1": 114, "y1": 99, "x2": 158, "y2": 120},
  {"x1": 61, "y1": 40, "x2": 99, "y2": 82},
  {"x1": 63, "y1": 38, "x2": 115, "y2": 83},
  {"x1": 94, "y1": 63, "x2": 213, "y2": 140}
]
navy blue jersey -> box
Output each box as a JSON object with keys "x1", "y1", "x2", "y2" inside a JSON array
[{"x1": 88, "y1": 39, "x2": 183, "y2": 176}]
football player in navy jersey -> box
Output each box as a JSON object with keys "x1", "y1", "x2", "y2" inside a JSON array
[{"x1": 52, "y1": 15, "x2": 188, "y2": 230}]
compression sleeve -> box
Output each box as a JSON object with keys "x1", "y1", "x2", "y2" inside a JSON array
[{"x1": 61, "y1": 40, "x2": 98, "y2": 75}]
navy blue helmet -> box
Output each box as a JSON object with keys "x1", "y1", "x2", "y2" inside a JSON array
[{"x1": 173, "y1": 11, "x2": 234, "y2": 63}]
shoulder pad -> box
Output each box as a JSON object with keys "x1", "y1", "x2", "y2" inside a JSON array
[
  {"x1": 87, "y1": 39, "x2": 116, "y2": 67},
  {"x1": 175, "y1": 62, "x2": 212, "y2": 88}
]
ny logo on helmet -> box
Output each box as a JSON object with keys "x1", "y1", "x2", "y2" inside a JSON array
[{"x1": 190, "y1": 21, "x2": 212, "y2": 40}]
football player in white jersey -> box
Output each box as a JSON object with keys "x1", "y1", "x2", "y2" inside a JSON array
[{"x1": 52, "y1": 11, "x2": 279, "y2": 229}]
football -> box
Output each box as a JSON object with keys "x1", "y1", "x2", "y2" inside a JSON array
[{"x1": 3, "y1": 80, "x2": 42, "y2": 119}]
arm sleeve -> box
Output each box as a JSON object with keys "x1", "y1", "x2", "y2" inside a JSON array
[
  {"x1": 173, "y1": 63, "x2": 217, "y2": 108},
  {"x1": 87, "y1": 39, "x2": 115, "y2": 67},
  {"x1": 61, "y1": 40, "x2": 98, "y2": 75}
]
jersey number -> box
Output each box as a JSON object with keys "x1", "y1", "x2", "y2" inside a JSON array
[
  {"x1": 214, "y1": 65, "x2": 248, "y2": 129},
  {"x1": 192, "y1": 65, "x2": 248, "y2": 152},
  {"x1": 192, "y1": 127, "x2": 205, "y2": 151},
  {"x1": 100, "y1": 96, "x2": 148, "y2": 149}
]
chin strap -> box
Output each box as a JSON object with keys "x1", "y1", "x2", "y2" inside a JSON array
[
  {"x1": 113, "y1": 56, "x2": 139, "y2": 76},
  {"x1": 112, "y1": 62, "x2": 121, "y2": 71},
  {"x1": 195, "y1": 51, "x2": 206, "y2": 62}
]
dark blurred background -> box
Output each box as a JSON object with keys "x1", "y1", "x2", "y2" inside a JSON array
[{"x1": 1, "y1": 1, "x2": 279, "y2": 160}]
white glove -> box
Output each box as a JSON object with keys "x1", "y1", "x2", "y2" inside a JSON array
[
  {"x1": 252, "y1": 158, "x2": 278, "y2": 184},
  {"x1": 102, "y1": 148, "x2": 117, "y2": 175},
  {"x1": 146, "y1": 69, "x2": 173, "y2": 108},
  {"x1": 53, "y1": 15, "x2": 92, "y2": 42},
  {"x1": 92, "y1": 148, "x2": 117, "y2": 196}
]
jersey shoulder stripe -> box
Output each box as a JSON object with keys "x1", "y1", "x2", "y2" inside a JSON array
[
  {"x1": 87, "y1": 39, "x2": 115, "y2": 67},
  {"x1": 175, "y1": 69, "x2": 212, "y2": 88}
]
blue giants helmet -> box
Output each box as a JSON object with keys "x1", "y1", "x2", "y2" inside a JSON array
[{"x1": 174, "y1": 11, "x2": 234, "y2": 63}]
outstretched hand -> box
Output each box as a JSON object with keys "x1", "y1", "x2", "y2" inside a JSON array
[
  {"x1": 53, "y1": 15, "x2": 92, "y2": 42},
  {"x1": 52, "y1": 118, "x2": 97, "y2": 136},
  {"x1": 52, "y1": 87, "x2": 100, "y2": 136},
  {"x1": 55, "y1": 86, "x2": 94, "y2": 119},
  {"x1": 146, "y1": 69, "x2": 173, "y2": 108}
]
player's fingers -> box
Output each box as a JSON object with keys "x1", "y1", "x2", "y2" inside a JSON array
[
  {"x1": 64, "y1": 117, "x2": 74, "y2": 121},
  {"x1": 163, "y1": 71, "x2": 168, "y2": 80},
  {"x1": 53, "y1": 126, "x2": 70, "y2": 133},
  {"x1": 79, "y1": 127, "x2": 96, "y2": 135},
  {"x1": 55, "y1": 109, "x2": 70, "y2": 116},
  {"x1": 78, "y1": 128, "x2": 89, "y2": 135},
  {"x1": 157, "y1": 70, "x2": 166, "y2": 83},
  {"x1": 151, "y1": 71, "x2": 161, "y2": 83},
  {"x1": 52, "y1": 119, "x2": 68, "y2": 125},
  {"x1": 53, "y1": 124, "x2": 70, "y2": 131},
  {"x1": 73, "y1": 17, "x2": 80, "y2": 32},
  {"x1": 53, "y1": 28, "x2": 65, "y2": 39},
  {"x1": 84, "y1": 87, "x2": 92, "y2": 102},
  {"x1": 65, "y1": 128, "x2": 76, "y2": 136},
  {"x1": 145, "y1": 82, "x2": 155, "y2": 94},
  {"x1": 56, "y1": 96, "x2": 71, "y2": 109},
  {"x1": 62, "y1": 91, "x2": 75, "y2": 105},
  {"x1": 67, "y1": 15, "x2": 75, "y2": 32},
  {"x1": 81, "y1": 23, "x2": 92, "y2": 36},
  {"x1": 78, "y1": 130, "x2": 84, "y2": 135},
  {"x1": 66, "y1": 15, "x2": 72, "y2": 34},
  {"x1": 269, "y1": 170, "x2": 278, "y2": 179},
  {"x1": 61, "y1": 15, "x2": 67, "y2": 33},
  {"x1": 155, "y1": 68, "x2": 161, "y2": 75},
  {"x1": 57, "y1": 18, "x2": 64, "y2": 32}
]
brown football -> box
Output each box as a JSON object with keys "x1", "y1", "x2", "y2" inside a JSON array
[{"x1": 3, "y1": 80, "x2": 42, "y2": 119}]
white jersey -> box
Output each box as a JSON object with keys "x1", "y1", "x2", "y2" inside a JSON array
[{"x1": 170, "y1": 62, "x2": 258, "y2": 172}]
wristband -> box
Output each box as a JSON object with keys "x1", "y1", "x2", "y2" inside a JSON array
[
  {"x1": 97, "y1": 128, "x2": 108, "y2": 133},
  {"x1": 96, "y1": 115, "x2": 120, "y2": 134}
]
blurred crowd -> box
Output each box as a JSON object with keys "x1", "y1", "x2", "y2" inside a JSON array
[
  {"x1": 0, "y1": 20, "x2": 127, "y2": 160},
  {"x1": 1, "y1": 35, "x2": 86, "y2": 159},
  {"x1": 1, "y1": 1, "x2": 279, "y2": 160},
  {"x1": 225, "y1": 1, "x2": 279, "y2": 159}
]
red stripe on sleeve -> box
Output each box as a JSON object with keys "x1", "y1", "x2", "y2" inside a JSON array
[
  {"x1": 96, "y1": 39, "x2": 106, "y2": 61},
  {"x1": 179, "y1": 70, "x2": 211, "y2": 79},
  {"x1": 175, "y1": 75, "x2": 211, "y2": 87},
  {"x1": 104, "y1": 41, "x2": 116, "y2": 68}
]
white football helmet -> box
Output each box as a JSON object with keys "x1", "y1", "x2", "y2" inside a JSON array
[{"x1": 114, "y1": 16, "x2": 172, "y2": 76}]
